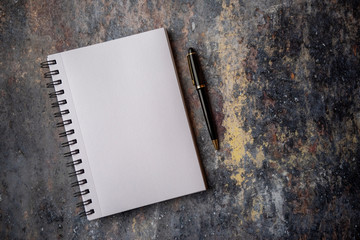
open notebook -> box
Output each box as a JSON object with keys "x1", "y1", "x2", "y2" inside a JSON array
[{"x1": 43, "y1": 28, "x2": 206, "y2": 220}]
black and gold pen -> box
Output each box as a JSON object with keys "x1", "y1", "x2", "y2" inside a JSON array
[{"x1": 187, "y1": 48, "x2": 219, "y2": 150}]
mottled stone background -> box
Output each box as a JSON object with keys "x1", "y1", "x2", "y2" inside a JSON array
[{"x1": 1, "y1": 0, "x2": 359, "y2": 239}]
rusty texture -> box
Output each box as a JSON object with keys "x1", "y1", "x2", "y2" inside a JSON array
[{"x1": 1, "y1": 0, "x2": 359, "y2": 239}]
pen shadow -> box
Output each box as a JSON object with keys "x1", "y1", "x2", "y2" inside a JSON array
[{"x1": 167, "y1": 31, "x2": 210, "y2": 190}]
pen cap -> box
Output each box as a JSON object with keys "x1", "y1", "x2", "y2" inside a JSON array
[{"x1": 187, "y1": 48, "x2": 205, "y2": 87}]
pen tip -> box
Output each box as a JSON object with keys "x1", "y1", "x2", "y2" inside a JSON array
[
  {"x1": 212, "y1": 139, "x2": 219, "y2": 150},
  {"x1": 188, "y1": 48, "x2": 195, "y2": 54}
]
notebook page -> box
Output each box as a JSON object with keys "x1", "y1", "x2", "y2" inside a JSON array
[{"x1": 54, "y1": 28, "x2": 206, "y2": 219}]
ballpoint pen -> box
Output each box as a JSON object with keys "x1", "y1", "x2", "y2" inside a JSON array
[{"x1": 187, "y1": 48, "x2": 219, "y2": 150}]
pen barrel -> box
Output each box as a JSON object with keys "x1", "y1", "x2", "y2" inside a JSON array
[
  {"x1": 197, "y1": 88, "x2": 218, "y2": 141},
  {"x1": 187, "y1": 49, "x2": 205, "y2": 87}
]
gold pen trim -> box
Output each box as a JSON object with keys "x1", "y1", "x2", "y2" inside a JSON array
[
  {"x1": 212, "y1": 139, "x2": 219, "y2": 150},
  {"x1": 186, "y1": 52, "x2": 196, "y2": 56},
  {"x1": 187, "y1": 56, "x2": 195, "y2": 86},
  {"x1": 196, "y1": 84, "x2": 206, "y2": 89}
]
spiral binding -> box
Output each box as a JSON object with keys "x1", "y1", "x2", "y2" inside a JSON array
[
  {"x1": 54, "y1": 110, "x2": 70, "y2": 117},
  {"x1": 42, "y1": 60, "x2": 94, "y2": 218},
  {"x1": 59, "y1": 129, "x2": 75, "y2": 138}
]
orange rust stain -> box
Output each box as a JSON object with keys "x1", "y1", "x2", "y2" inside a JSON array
[
  {"x1": 287, "y1": 173, "x2": 293, "y2": 188},
  {"x1": 291, "y1": 72, "x2": 295, "y2": 80},
  {"x1": 353, "y1": 45, "x2": 357, "y2": 56},
  {"x1": 271, "y1": 133, "x2": 277, "y2": 144},
  {"x1": 309, "y1": 142, "x2": 317, "y2": 154}
]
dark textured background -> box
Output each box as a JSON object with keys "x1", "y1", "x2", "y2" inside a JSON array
[{"x1": 1, "y1": 0, "x2": 360, "y2": 239}]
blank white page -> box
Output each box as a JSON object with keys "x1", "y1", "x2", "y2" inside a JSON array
[{"x1": 48, "y1": 28, "x2": 206, "y2": 220}]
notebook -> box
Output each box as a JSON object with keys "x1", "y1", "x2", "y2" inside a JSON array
[{"x1": 42, "y1": 28, "x2": 206, "y2": 220}]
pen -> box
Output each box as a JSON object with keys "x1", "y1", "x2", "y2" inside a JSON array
[{"x1": 187, "y1": 48, "x2": 219, "y2": 150}]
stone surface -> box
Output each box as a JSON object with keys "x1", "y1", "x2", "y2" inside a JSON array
[{"x1": 1, "y1": 0, "x2": 359, "y2": 239}]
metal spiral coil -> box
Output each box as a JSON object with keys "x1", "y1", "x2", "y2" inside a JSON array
[
  {"x1": 62, "y1": 139, "x2": 77, "y2": 147},
  {"x1": 59, "y1": 129, "x2": 74, "y2": 138},
  {"x1": 66, "y1": 159, "x2": 82, "y2": 167},
  {"x1": 54, "y1": 109, "x2": 70, "y2": 118},
  {"x1": 51, "y1": 99, "x2": 67, "y2": 108},
  {"x1": 47, "y1": 80, "x2": 62, "y2": 88},
  {"x1": 74, "y1": 189, "x2": 90, "y2": 197},
  {"x1": 69, "y1": 169, "x2": 84, "y2": 177},
  {"x1": 41, "y1": 59, "x2": 57, "y2": 68},
  {"x1": 42, "y1": 60, "x2": 94, "y2": 218},
  {"x1": 49, "y1": 89, "x2": 65, "y2": 98},
  {"x1": 77, "y1": 199, "x2": 92, "y2": 207},
  {"x1": 44, "y1": 70, "x2": 59, "y2": 78},
  {"x1": 71, "y1": 179, "x2": 87, "y2": 187},
  {"x1": 57, "y1": 119, "x2": 72, "y2": 127},
  {"x1": 79, "y1": 209, "x2": 95, "y2": 217},
  {"x1": 64, "y1": 149, "x2": 79, "y2": 157}
]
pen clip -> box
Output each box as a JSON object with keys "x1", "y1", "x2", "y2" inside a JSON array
[{"x1": 187, "y1": 55, "x2": 195, "y2": 86}]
